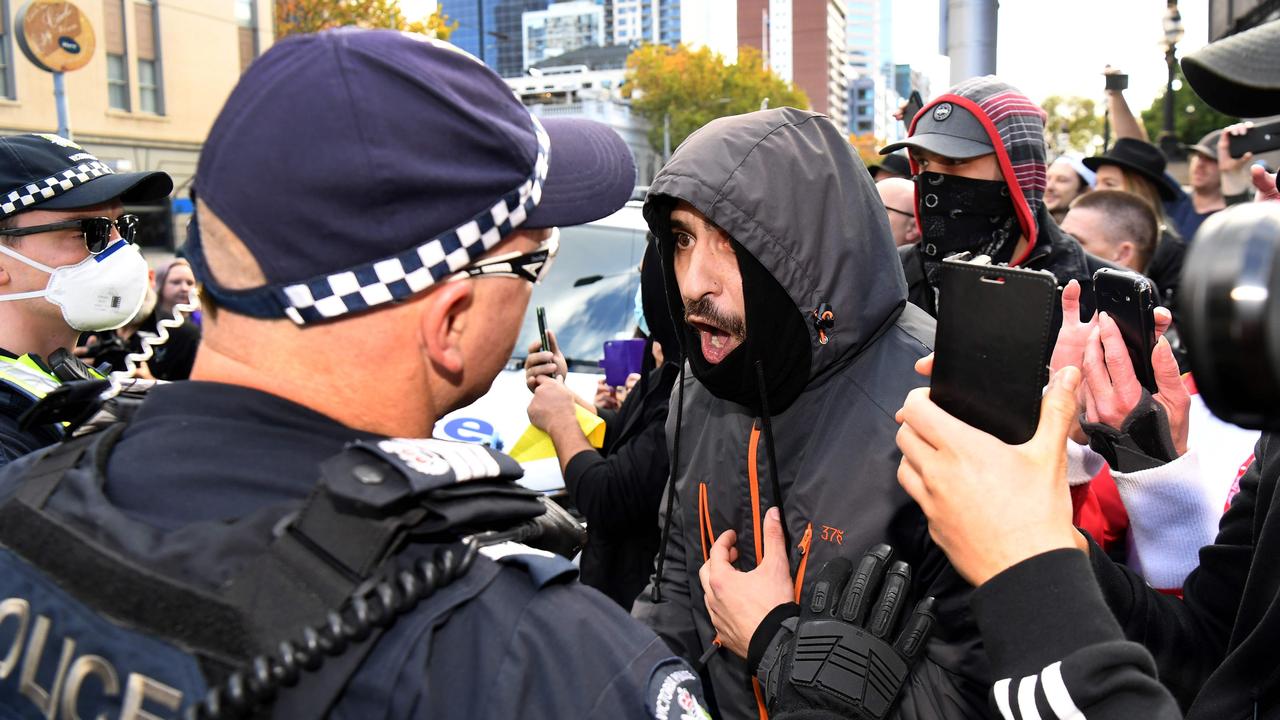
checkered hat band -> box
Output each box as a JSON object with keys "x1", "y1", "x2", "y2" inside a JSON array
[
  {"x1": 277, "y1": 112, "x2": 551, "y2": 325},
  {"x1": 0, "y1": 161, "x2": 115, "y2": 217}
]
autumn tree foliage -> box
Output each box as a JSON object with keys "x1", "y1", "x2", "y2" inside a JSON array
[
  {"x1": 276, "y1": 0, "x2": 456, "y2": 40},
  {"x1": 847, "y1": 132, "x2": 882, "y2": 169},
  {"x1": 625, "y1": 44, "x2": 808, "y2": 156}
]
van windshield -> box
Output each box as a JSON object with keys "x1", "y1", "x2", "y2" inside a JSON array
[{"x1": 512, "y1": 222, "x2": 646, "y2": 369}]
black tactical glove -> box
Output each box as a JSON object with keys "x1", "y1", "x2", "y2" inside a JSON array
[
  {"x1": 1082, "y1": 389, "x2": 1180, "y2": 472},
  {"x1": 755, "y1": 544, "x2": 936, "y2": 720}
]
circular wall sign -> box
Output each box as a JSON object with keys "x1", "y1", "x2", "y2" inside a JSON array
[{"x1": 16, "y1": 0, "x2": 96, "y2": 73}]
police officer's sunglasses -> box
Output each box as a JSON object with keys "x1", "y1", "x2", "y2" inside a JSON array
[
  {"x1": 451, "y1": 227, "x2": 559, "y2": 284},
  {"x1": 2, "y1": 214, "x2": 140, "y2": 254}
]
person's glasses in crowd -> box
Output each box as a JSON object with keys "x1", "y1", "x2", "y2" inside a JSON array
[
  {"x1": 2, "y1": 214, "x2": 140, "y2": 254},
  {"x1": 453, "y1": 227, "x2": 559, "y2": 284}
]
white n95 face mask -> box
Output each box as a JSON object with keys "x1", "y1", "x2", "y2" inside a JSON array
[{"x1": 0, "y1": 239, "x2": 150, "y2": 331}]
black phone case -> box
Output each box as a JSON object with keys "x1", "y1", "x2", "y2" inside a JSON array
[
  {"x1": 536, "y1": 306, "x2": 550, "y2": 352},
  {"x1": 932, "y1": 261, "x2": 1057, "y2": 445},
  {"x1": 1104, "y1": 73, "x2": 1129, "y2": 91},
  {"x1": 903, "y1": 91, "x2": 924, "y2": 125},
  {"x1": 1094, "y1": 268, "x2": 1158, "y2": 394},
  {"x1": 1228, "y1": 120, "x2": 1280, "y2": 158}
]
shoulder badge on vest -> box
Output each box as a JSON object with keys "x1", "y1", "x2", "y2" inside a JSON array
[{"x1": 646, "y1": 659, "x2": 711, "y2": 720}]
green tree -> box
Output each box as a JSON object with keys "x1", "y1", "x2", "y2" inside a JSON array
[
  {"x1": 1041, "y1": 95, "x2": 1105, "y2": 156},
  {"x1": 625, "y1": 44, "x2": 808, "y2": 156},
  {"x1": 1141, "y1": 66, "x2": 1237, "y2": 147},
  {"x1": 275, "y1": 0, "x2": 456, "y2": 41}
]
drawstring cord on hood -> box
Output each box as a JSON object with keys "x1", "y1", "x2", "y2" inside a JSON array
[
  {"x1": 754, "y1": 360, "x2": 791, "y2": 555},
  {"x1": 651, "y1": 362, "x2": 686, "y2": 603}
]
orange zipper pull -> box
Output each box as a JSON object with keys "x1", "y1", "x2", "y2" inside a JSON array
[{"x1": 792, "y1": 523, "x2": 814, "y2": 602}]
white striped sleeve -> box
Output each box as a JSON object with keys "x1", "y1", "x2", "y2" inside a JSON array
[
  {"x1": 1016, "y1": 674, "x2": 1043, "y2": 720},
  {"x1": 992, "y1": 665, "x2": 1081, "y2": 720},
  {"x1": 993, "y1": 678, "x2": 1015, "y2": 720}
]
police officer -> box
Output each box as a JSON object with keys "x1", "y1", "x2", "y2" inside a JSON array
[
  {"x1": 0, "y1": 133, "x2": 171, "y2": 464},
  {"x1": 0, "y1": 30, "x2": 725, "y2": 720}
]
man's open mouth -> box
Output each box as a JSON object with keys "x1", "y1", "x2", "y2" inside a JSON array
[{"x1": 688, "y1": 317, "x2": 741, "y2": 364}]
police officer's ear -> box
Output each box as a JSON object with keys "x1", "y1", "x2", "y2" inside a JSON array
[{"x1": 419, "y1": 280, "x2": 476, "y2": 377}]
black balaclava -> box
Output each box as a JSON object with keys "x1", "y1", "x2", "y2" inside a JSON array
[
  {"x1": 915, "y1": 171, "x2": 1020, "y2": 270},
  {"x1": 655, "y1": 210, "x2": 811, "y2": 415},
  {"x1": 640, "y1": 236, "x2": 680, "y2": 373}
]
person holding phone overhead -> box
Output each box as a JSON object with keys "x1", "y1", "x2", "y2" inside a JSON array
[
  {"x1": 882, "y1": 76, "x2": 1127, "y2": 324},
  {"x1": 524, "y1": 242, "x2": 682, "y2": 610}
]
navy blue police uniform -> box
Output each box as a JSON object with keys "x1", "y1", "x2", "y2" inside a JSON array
[
  {"x1": 0, "y1": 381, "x2": 709, "y2": 719},
  {"x1": 0, "y1": 28, "x2": 714, "y2": 720}
]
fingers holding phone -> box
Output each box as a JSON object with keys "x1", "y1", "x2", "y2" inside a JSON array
[
  {"x1": 1150, "y1": 336, "x2": 1191, "y2": 455},
  {"x1": 1080, "y1": 313, "x2": 1190, "y2": 457},
  {"x1": 524, "y1": 328, "x2": 568, "y2": 391},
  {"x1": 896, "y1": 367, "x2": 1086, "y2": 587}
]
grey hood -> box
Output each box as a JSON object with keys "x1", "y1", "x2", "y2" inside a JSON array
[{"x1": 643, "y1": 107, "x2": 907, "y2": 404}]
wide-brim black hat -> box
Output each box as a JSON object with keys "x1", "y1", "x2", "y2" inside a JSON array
[
  {"x1": 1084, "y1": 138, "x2": 1181, "y2": 202},
  {"x1": 1183, "y1": 19, "x2": 1280, "y2": 118},
  {"x1": 869, "y1": 152, "x2": 912, "y2": 178}
]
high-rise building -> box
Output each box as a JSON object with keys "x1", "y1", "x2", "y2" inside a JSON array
[
  {"x1": 846, "y1": 0, "x2": 913, "y2": 139},
  {"x1": 445, "y1": 0, "x2": 503, "y2": 65},
  {"x1": 656, "y1": 0, "x2": 681, "y2": 45},
  {"x1": 607, "y1": 0, "x2": 681, "y2": 46},
  {"x1": 523, "y1": 0, "x2": 605, "y2": 70},
  {"x1": 610, "y1": 0, "x2": 645, "y2": 43},
  {"x1": 845, "y1": 0, "x2": 875, "y2": 73},
  {"x1": 737, "y1": 0, "x2": 847, "y2": 129},
  {"x1": 494, "y1": 0, "x2": 550, "y2": 76},
  {"x1": 893, "y1": 63, "x2": 928, "y2": 102}
]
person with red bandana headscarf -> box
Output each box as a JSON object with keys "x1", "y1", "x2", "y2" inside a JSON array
[{"x1": 882, "y1": 76, "x2": 1131, "y2": 327}]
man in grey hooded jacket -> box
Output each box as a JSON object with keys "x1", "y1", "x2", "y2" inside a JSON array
[{"x1": 632, "y1": 107, "x2": 991, "y2": 719}]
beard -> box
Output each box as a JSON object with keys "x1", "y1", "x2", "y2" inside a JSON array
[{"x1": 683, "y1": 295, "x2": 746, "y2": 340}]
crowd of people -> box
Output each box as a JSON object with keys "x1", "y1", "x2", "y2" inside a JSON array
[{"x1": 0, "y1": 13, "x2": 1277, "y2": 720}]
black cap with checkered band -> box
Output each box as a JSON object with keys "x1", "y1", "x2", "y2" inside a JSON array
[{"x1": 0, "y1": 133, "x2": 172, "y2": 219}]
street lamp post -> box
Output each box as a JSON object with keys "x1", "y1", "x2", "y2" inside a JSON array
[{"x1": 1160, "y1": 1, "x2": 1185, "y2": 160}]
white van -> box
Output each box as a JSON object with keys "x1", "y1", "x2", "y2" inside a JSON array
[{"x1": 432, "y1": 200, "x2": 650, "y2": 499}]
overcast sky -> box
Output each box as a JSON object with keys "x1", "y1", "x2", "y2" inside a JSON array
[{"x1": 893, "y1": 0, "x2": 1210, "y2": 110}]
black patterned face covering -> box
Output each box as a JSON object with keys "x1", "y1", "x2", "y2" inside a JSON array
[{"x1": 914, "y1": 171, "x2": 1021, "y2": 268}]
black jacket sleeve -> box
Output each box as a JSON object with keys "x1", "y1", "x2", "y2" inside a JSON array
[
  {"x1": 1086, "y1": 434, "x2": 1267, "y2": 707},
  {"x1": 563, "y1": 400, "x2": 669, "y2": 534},
  {"x1": 0, "y1": 410, "x2": 51, "y2": 468},
  {"x1": 972, "y1": 549, "x2": 1182, "y2": 720}
]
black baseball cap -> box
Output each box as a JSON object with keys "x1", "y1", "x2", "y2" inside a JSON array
[
  {"x1": 1182, "y1": 19, "x2": 1280, "y2": 118},
  {"x1": 879, "y1": 101, "x2": 994, "y2": 160},
  {"x1": 189, "y1": 29, "x2": 637, "y2": 325},
  {"x1": 0, "y1": 133, "x2": 172, "y2": 218}
]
